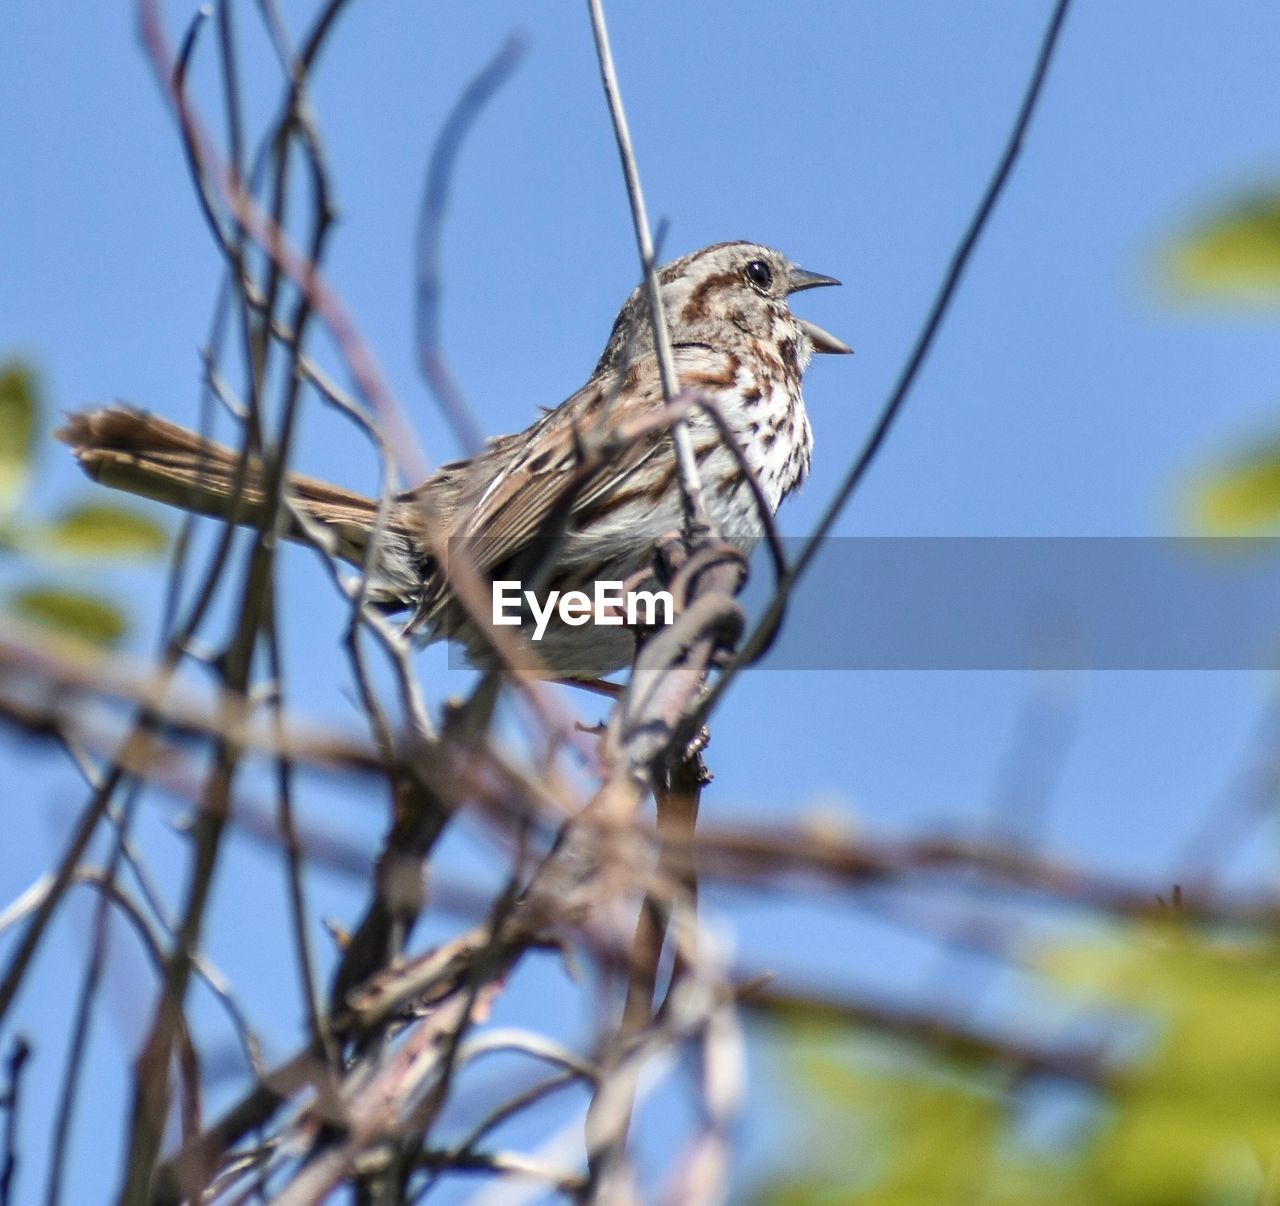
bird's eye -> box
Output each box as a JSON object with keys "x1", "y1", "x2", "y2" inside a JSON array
[{"x1": 745, "y1": 259, "x2": 773, "y2": 290}]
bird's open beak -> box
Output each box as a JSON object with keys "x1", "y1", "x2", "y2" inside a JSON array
[
  {"x1": 787, "y1": 266, "x2": 853, "y2": 354},
  {"x1": 798, "y1": 318, "x2": 853, "y2": 355}
]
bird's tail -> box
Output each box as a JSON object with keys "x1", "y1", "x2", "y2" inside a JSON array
[{"x1": 58, "y1": 406, "x2": 386, "y2": 568}]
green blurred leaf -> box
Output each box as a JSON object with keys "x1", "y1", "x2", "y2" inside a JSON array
[
  {"x1": 756, "y1": 933, "x2": 1280, "y2": 1205},
  {"x1": 1044, "y1": 936, "x2": 1280, "y2": 1204},
  {"x1": 9, "y1": 586, "x2": 128, "y2": 647},
  {"x1": 0, "y1": 520, "x2": 23, "y2": 555},
  {"x1": 1168, "y1": 191, "x2": 1280, "y2": 304},
  {"x1": 756, "y1": 1028, "x2": 1067, "y2": 1206},
  {"x1": 40, "y1": 501, "x2": 168, "y2": 559},
  {"x1": 1187, "y1": 438, "x2": 1280, "y2": 533},
  {"x1": 0, "y1": 363, "x2": 39, "y2": 508}
]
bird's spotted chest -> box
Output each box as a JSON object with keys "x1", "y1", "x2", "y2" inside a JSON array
[{"x1": 723, "y1": 336, "x2": 814, "y2": 511}]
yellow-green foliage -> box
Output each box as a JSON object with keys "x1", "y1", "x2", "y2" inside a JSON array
[
  {"x1": 1167, "y1": 190, "x2": 1280, "y2": 306},
  {"x1": 756, "y1": 930, "x2": 1280, "y2": 1205},
  {"x1": 1188, "y1": 440, "x2": 1280, "y2": 535},
  {"x1": 1168, "y1": 188, "x2": 1280, "y2": 533},
  {"x1": 0, "y1": 359, "x2": 167, "y2": 647}
]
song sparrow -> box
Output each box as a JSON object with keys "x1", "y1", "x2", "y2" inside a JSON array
[{"x1": 60, "y1": 241, "x2": 850, "y2": 676}]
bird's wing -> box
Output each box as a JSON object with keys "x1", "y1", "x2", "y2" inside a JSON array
[{"x1": 407, "y1": 345, "x2": 736, "y2": 579}]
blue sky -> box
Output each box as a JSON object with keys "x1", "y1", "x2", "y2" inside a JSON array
[{"x1": 2, "y1": 1, "x2": 1280, "y2": 1199}]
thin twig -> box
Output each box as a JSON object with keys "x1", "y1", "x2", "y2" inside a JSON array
[
  {"x1": 0, "y1": 1038, "x2": 31, "y2": 1206},
  {"x1": 705, "y1": 0, "x2": 1075, "y2": 704},
  {"x1": 44, "y1": 783, "x2": 144, "y2": 1206},
  {"x1": 118, "y1": 4, "x2": 358, "y2": 1195},
  {"x1": 585, "y1": 0, "x2": 710, "y2": 535},
  {"x1": 140, "y1": 0, "x2": 431, "y2": 486},
  {"x1": 738, "y1": 980, "x2": 1113, "y2": 1088},
  {"x1": 417, "y1": 37, "x2": 527, "y2": 455}
]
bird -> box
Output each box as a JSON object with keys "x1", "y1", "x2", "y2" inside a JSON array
[{"x1": 59, "y1": 241, "x2": 850, "y2": 677}]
